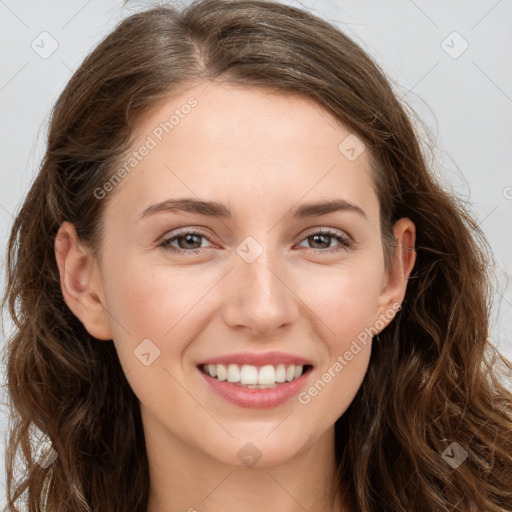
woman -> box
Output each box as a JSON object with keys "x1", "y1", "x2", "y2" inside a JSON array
[{"x1": 2, "y1": 0, "x2": 511, "y2": 511}]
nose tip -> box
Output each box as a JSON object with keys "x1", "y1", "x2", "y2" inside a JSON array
[{"x1": 222, "y1": 247, "x2": 298, "y2": 337}]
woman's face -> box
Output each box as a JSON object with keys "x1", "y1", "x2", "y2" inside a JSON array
[{"x1": 57, "y1": 81, "x2": 415, "y2": 468}]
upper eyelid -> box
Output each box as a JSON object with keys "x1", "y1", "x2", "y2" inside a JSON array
[
  {"x1": 160, "y1": 228, "x2": 216, "y2": 245},
  {"x1": 160, "y1": 226, "x2": 351, "y2": 247}
]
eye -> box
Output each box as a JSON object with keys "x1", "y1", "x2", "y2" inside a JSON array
[
  {"x1": 159, "y1": 230, "x2": 213, "y2": 254},
  {"x1": 158, "y1": 228, "x2": 352, "y2": 255},
  {"x1": 297, "y1": 228, "x2": 353, "y2": 253}
]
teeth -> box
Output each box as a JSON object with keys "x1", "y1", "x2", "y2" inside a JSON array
[
  {"x1": 216, "y1": 364, "x2": 227, "y2": 381},
  {"x1": 227, "y1": 364, "x2": 240, "y2": 383},
  {"x1": 275, "y1": 364, "x2": 286, "y2": 382},
  {"x1": 258, "y1": 365, "x2": 275, "y2": 385},
  {"x1": 240, "y1": 364, "x2": 258, "y2": 385},
  {"x1": 201, "y1": 363, "x2": 307, "y2": 386}
]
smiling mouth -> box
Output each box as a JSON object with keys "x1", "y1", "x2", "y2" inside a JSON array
[{"x1": 198, "y1": 363, "x2": 314, "y2": 388}]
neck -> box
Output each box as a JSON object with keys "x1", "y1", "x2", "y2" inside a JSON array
[{"x1": 144, "y1": 419, "x2": 347, "y2": 512}]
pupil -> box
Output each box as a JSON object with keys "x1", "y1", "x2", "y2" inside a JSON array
[
  {"x1": 311, "y1": 234, "x2": 330, "y2": 249},
  {"x1": 180, "y1": 234, "x2": 200, "y2": 249}
]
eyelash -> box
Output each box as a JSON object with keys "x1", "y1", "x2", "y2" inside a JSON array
[{"x1": 158, "y1": 228, "x2": 353, "y2": 255}]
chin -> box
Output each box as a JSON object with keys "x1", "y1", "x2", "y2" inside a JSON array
[{"x1": 205, "y1": 431, "x2": 310, "y2": 469}]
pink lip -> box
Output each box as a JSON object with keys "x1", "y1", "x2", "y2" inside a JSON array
[
  {"x1": 198, "y1": 351, "x2": 313, "y2": 367},
  {"x1": 197, "y1": 366, "x2": 313, "y2": 409}
]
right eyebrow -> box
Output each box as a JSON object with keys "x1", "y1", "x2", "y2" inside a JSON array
[{"x1": 139, "y1": 198, "x2": 231, "y2": 220}]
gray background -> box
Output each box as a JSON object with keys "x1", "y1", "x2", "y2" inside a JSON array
[{"x1": 1, "y1": 0, "x2": 511, "y2": 506}]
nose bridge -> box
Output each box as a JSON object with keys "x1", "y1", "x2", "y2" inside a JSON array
[{"x1": 222, "y1": 234, "x2": 298, "y2": 335}]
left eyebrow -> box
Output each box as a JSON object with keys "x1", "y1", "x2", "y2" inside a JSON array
[
  {"x1": 290, "y1": 198, "x2": 367, "y2": 219},
  {"x1": 138, "y1": 197, "x2": 367, "y2": 221}
]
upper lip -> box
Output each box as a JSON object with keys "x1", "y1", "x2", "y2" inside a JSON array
[{"x1": 198, "y1": 351, "x2": 313, "y2": 367}]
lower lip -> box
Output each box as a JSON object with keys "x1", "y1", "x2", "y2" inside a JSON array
[{"x1": 197, "y1": 367, "x2": 312, "y2": 409}]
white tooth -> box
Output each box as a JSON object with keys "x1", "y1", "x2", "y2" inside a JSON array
[
  {"x1": 294, "y1": 365, "x2": 303, "y2": 379},
  {"x1": 202, "y1": 364, "x2": 208, "y2": 374},
  {"x1": 208, "y1": 364, "x2": 217, "y2": 378},
  {"x1": 285, "y1": 365, "x2": 296, "y2": 381},
  {"x1": 216, "y1": 364, "x2": 227, "y2": 381},
  {"x1": 258, "y1": 365, "x2": 276, "y2": 385},
  {"x1": 227, "y1": 364, "x2": 240, "y2": 383},
  {"x1": 240, "y1": 365, "x2": 258, "y2": 385},
  {"x1": 275, "y1": 364, "x2": 286, "y2": 382}
]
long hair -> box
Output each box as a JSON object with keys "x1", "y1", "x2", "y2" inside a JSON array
[{"x1": 2, "y1": 1, "x2": 511, "y2": 510}]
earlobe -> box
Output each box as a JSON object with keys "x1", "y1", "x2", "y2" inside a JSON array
[
  {"x1": 54, "y1": 222, "x2": 112, "y2": 341},
  {"x1": 375, "y1": 217, "x2": 416, "y2": 327}
]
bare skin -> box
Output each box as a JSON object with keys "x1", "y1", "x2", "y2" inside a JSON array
[{"x1": 55, "y1": 81, "x2": 416, "y2": 512}]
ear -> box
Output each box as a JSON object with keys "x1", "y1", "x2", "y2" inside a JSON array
[
  {"x1": 54, "y1": 221, "x2": 112, "y2": 340},
  {"x1": 375, "y1": 217, "x2": 416, "y2": 328}
]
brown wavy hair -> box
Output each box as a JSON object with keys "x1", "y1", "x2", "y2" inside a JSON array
[{"x1": 2, "y1": 1, "x2": 512, "y2": 510}]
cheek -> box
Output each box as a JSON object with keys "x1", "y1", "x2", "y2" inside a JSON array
[
  {"x1": 295, "y1": 256, "x2": 385, "y2": 340},
  {"x1": 113, "y1": 267, "x2": 201, "y2": 333},
  {"x1": 292, "y1": 257, "x2": 383, "y2": 410},
  {"x1": 104, "y1": 241, "x2": 211, "y2": 325},
  {"x1": 102, "y1": 257, "x2": 221, "y2": 370},
  {"x1": 294, "y1": 266, "x2": 379, "y2": 423},
  {"x1": 101, "y1": 260, "x2": 212, "y2": 410}
]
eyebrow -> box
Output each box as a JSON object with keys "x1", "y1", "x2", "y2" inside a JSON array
[{"x1": 138, "y1": 197, "x2": 367, "y2": 221}]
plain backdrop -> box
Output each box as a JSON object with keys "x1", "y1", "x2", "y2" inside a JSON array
[{"x1": 1, "y1": 0, "x2": 511, "y2": 506}]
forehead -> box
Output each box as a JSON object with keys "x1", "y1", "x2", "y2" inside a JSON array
[{"x1": 106, "y1": 81, "x2": 378, "y2": 222}]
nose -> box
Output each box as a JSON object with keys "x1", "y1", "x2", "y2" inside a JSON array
[{"x1": 221, "y1": 243, "x2": 299, "y2": 338}]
